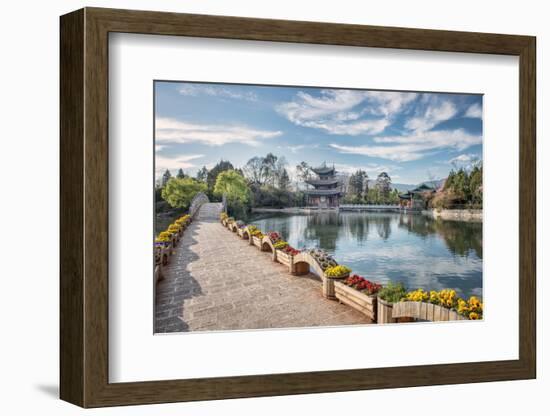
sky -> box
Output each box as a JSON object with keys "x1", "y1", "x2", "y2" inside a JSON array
[{"x1": 154, "y1": 81, "x2": 482, "y2": 185}]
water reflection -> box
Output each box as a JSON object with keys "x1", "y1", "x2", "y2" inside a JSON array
[{"x1": 250, "y1": 211, "x2": 482, "y2": 299}]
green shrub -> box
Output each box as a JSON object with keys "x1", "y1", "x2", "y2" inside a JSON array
[{"x1": 378, "y1": 282, "x2": 407, "y2": 303}]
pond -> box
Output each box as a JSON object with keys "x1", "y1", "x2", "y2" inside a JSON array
[{"x1": 249, "y1": 211, "x2": 482, "y2": 299}]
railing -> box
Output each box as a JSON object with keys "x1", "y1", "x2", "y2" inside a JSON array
[
  {"x1": 221, "y1": 193, "x2": 228, "y2": 213},
  {"x1": 339, "y1": 204, "x2": 401, "y2": 210},
  {"x1": 189, "y1": 192, "x2": 209, "y2": 218}
]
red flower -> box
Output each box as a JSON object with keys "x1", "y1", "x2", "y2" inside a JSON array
[
  {"x1": 268, "y1": 232, "x2": 281, "y2": 243},
  {"x1": 344, "y1": 274, "x2": 381, "y2": 295}
]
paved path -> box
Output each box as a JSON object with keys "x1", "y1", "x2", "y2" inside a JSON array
[{"x1": 155, "y1": 202, "x2": 370, "y2": 332}]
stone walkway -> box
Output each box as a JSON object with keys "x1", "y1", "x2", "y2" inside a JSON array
[{"x1": 155, "y1": 203, "x2": 370, "y2": 333}]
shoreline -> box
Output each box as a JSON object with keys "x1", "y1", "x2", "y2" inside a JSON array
[{"x1": 251, "y1": 206, "x2": 483, "y2": 222}]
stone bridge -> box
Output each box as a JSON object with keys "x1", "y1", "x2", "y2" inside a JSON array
[{"x1": 155, "y1": 202, "x2": 370, "y2": 332}]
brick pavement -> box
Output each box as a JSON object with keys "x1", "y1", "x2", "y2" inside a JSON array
[{"x1": 155, "y1": 203, "x2": 371, "y2": 332}]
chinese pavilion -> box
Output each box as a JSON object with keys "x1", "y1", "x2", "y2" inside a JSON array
[
  {"x1": 398, "y1": 183, "x2": 436, "y2": 209},
  {"x1": 304, "y1": 163, "x2": 343, "y2": 208}
]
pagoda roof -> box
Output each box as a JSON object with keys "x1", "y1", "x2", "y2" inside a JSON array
[
  {"x1": 413, "y1": 183, "x2": 435, "y2": 192},
  {"x1": 306, "y1": 178, "x2": 340, "y2": 186},
  {"x1": 312, "y1": 166, "x2": 335, "y2": 175},
  {"x1": 304, "y1": 188, "x2": 343, "y2": 196}
]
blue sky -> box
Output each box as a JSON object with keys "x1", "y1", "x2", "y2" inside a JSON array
[{"x1": 155, "y1": 81, "x2": 482, "y2": 185}]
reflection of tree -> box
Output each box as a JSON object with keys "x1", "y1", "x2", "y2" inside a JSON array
[
  {"x1": 398, "y1": 213, "x2": 435, "y2": 237},
  {"x1": 434, "y1": 220, "x2": 482, "y2": 258},
  {"x1": 304, "y1": 211, "x2": 340, "y2": 250},
  {"x1": 341, "y1": 213, "x2": 370, "y2": 243},
  {"x1": 398, "y1": 214, "x2": 482, "y2": 258},
  {"x1": 375, "y1": 216, "x2": 392, "y2": 240}
]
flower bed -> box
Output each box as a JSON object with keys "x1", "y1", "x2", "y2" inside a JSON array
[
  {"x1": 213, "y1": 214, "x2": 483, "y2": 323},
  {"x1": 274, "y1": 243, "x2": 300, "y2": 269},
  {"x1": 153, "y1": 213, "x2": 193, "y2": 283},
  {"x1": 252, "y1": 235, "x2": 263, "y2": 249},
  {"x1": 324, "y1": 265, "x2": 352, "y2": 279},
  {"x1": 333, "y1": 275, "x2": 381, "y2": 321},
  {"x1": 396, "y1": 288, "x2": 482, "y2": 321},
  {"x1": 376, "y1": 282, "x2": 407, "y2": 324}
]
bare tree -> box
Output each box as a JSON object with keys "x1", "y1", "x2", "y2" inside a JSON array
[{"x1": 243, "y1": 156, "x2": 265, "y2": 185}]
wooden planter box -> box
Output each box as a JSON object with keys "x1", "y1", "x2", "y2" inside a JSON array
[
  {"x1": 276, "y1": 250, "x2": 293, "y2": 267},
  {"x1": 275, "y1": 249, "x2": 294, "y2": 273},
  {"x1": 321, "y1": 274, "x2": 349, "y2": 300},
  {"x1": 237, "y1": 227, "x2": 245, "y2": 238},
  {"x1": 154, "y1": 264, "x2": 162, "y2": 283},
  {"x1": 252, "y1": 235, "x2": 262, "y2": 249},
  {"x1": 392, "y1": 301, "x2": 467, "y2": 322},
  {"x1": 334, "y1": 281, "x2": 377, "y2": 321},
  {"x1": 221, "y1": 219, "x2": 227, "y2": 227},
  {"x1": 377, "y1": 298, "x2": 397, "y2": 324}
]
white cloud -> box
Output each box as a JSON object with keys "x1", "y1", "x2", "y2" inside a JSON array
[
  {"x1": 276, "y1": 89, "x2": 417, "y2": 136},
  {"x1": 404, "y1": 99, "x2": 457, "y2": 132},
  {"x1": 156, "y1": 117, "x2": 282, "y2": 146},
  {"x1": 464, "y1": 103, "x2": 482, "y2": 119},
  {"x1": 333, "y1": 162, "x2": 400, "y2": 177},
  {"x1": 178, "y1": 84, "x2": 258, "y2": 101},
  {"x1": 362, "y1": 91, "x2": 418, "y2": 118},
  {"x1": 448, "y1": 153, "x2": 481, "y2": 169},
  {"x1": 155, "y1": 154, "x2": 204, "y2": 176},
  {"x1": 330, "y1": 129, "x2": 482, "y2": 162},
  {"x1": 278, "y1": 144, "x2": 319, "y2": 154}
]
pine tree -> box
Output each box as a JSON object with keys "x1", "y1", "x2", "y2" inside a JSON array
[
  {"x1": 196, "y1": 166, "x2": 208, "y2": 182},
  {"x1": 176, "y1": 168, "x2": 186, "y2": 179},
  {"x1": 161, "y1": 169, "x2": 172, "y2": 187}
]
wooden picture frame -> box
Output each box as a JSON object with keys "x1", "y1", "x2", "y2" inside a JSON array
[{"x1": 60, "y1": 7, "x2": 536, "y2": 408}]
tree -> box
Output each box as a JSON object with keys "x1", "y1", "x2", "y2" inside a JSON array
[
  {"x1": 262, "y1": 153, "x2": 278, "y2": 186},
  {"x1": 273, "y1": 156, "x2": 288, "y2": 189},
  {"x1": 161, "y1": 177, "x2": 207, "y2": 209},
  {"x1": 295, "y1": 161, "x2": 312, "y2": 191},
  {"x1": 207, "y1": 160, "x2": 234, "y2": 192},
  {"x1": 213, "y1": 170, "x2": 250, "y2": 205},
  {"x1": 278, "y1": 168, "x2": 291, "y2": 190},
  {"x1": 296, "y1": 161, "x2": 311, "y2": 182},
  {"x1": 176, "y1": 168, "x2": 186, "y2": 179},
  {"x1": 161, "y1": 169, "x2": 172, "y2": 187},
  {"x1": 348, "y1": 169, "x2": 367, "y2": 199},
  {"x1": 375, "y1": 172, "x2": 392, "y2": 197},
  {"x1": 243, "y1": 156, "x2": 266, "y2": 185},
  {"x1": 196, "y1": 166, "x2": 208, "y2": 182},
  {"x1": 469, "y1": 164, "x2": 483, "y2": 204}
]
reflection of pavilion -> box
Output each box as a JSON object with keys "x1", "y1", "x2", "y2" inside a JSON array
[
  {"x1": 398, "y1": 184, "x2": 435, "y2": 210},
  {"x1": 305, "y1": 164, "x2": 343, "y2": 208}
]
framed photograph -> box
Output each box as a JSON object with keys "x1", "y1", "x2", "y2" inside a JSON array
[{"x1": 60, "y1": 7, "x2": 536, "y2": 408}]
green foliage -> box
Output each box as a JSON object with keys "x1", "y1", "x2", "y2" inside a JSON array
[
  {"x1": 250, "y1": 184, "x2": 298, "y2": 208},
  {"x1": 176, "y1": 168, "x2": 186, "y2": 179},
  {"x1": 214, "y1": 170, "x2": 250, "y2": 206},
  {"x1": 438, "y1": 163, "x2": 483, "y2": 208},
  {"x1": 207, "y1": 160, "x2": 234, "y2": 195},
  {"x1": 378, "y1": 281, "x2": 407, "y2": 303},
  {"x1": 161, "y1": 177, "x2": 207, "y2": 209},
  {"x1": 375, "y1": 172, "x2": 392, "y2": 196},
  {"x1": 196, "y1": 166, "x2": 209, "y2": 182},
  {"x1": 348, "y1": 169, "x2": 368, "y2": 198}
]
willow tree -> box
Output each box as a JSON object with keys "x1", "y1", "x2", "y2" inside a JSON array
[
  {"x1": 214, "y1": 170, "x2": 251, "y2": 217},
  {"x1": 161, "y1": 177, "x2": 207, "y2": 209}
]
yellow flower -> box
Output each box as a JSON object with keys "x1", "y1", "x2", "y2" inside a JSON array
[{"x1": 469, "y1": 312, "x2": 480, "y2": 320}]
